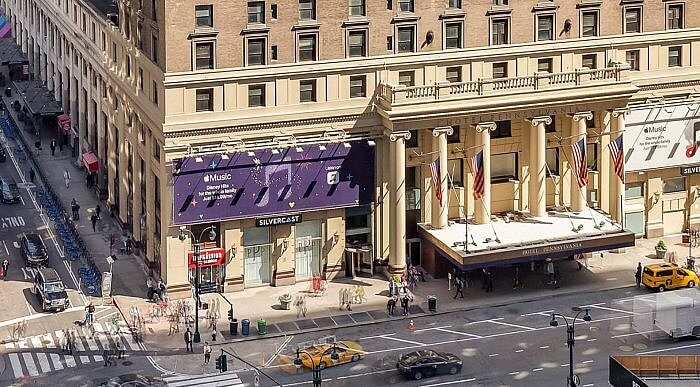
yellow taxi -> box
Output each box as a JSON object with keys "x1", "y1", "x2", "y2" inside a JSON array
[
  {"x1": 293, "y1": 341, "x2": 365, "y2": 369},
  {"x1": 642, "y1": 263, "x2": 698, "y2": 292}
]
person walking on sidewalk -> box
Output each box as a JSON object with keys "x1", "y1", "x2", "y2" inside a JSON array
[
  {"x1": 203, "y1": 342, "x2": 212, "y2": 364},
  {"x1": 2, "y1": 259, "x2": 8, "y2": 280},
  {"x1": 453, "y1": 276, "x2": 464, "y2": 299},
  {"x1": 635, "y1": 262, "x2": 643, "y2": 288},
  {"x1": 387, "y1": 296, "x2": 396, "y2": 316},
  {"x1": 71, "y1": 199, "x2": 80, "y2": 220},
  {"x1": 50, "y1": 139, "x2": 57, "y2": 156},
  {"x1": 486, "y1": 269, "x2": 495, "y2": 293},
  {"x1": 95, "y1": 204, "x2": 101, "y2": 220},
  {"x1": 184, "y1": 328, "x2": 193, "y2": 352},
  {"x1": 400, "y1": 293, "x2": 411, "y2": 316},
  {"x1": 29, "y1": 167, "x2": 35, "y2": 183},
  {"x1": 63, "y1": 169, "x2": 71, "y2": 188},
  {"x1": 90, "y1": 213, "x2": 98, "y2": 232},
  {"x1": 211, "y1": 325, "x2": 217, "y2": 342}
]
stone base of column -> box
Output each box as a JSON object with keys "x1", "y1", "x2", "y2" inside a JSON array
[
  {"x1": 386, "y1": 265, "x2": 406, "y2": 276},
  {"x1": 610, "y1": 248, "x2": 628, "y2": 254}
]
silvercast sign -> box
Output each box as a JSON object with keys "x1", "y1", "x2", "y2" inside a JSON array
[
  {"x1": 255, "y1": 214, "x2": 302, "y2": 227},
  {"x1": 522, "y1": 242, "x2": 584, "y2": 257},
  {"x1": 680, "y1": 165, "x2": 700, "y2": 176}
]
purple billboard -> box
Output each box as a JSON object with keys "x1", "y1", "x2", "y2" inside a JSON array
[{"x1": 172, "y1": 141, "x2": 375, "y2": 225}]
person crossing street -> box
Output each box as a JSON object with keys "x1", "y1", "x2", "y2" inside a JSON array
[
  {"x1": 90, "y1": 213, "x2": 98, "y2": 232},
  {"x1": 63, "y1": 169, "x2": 71, "y2": 188},
  {"x1": 184, "y1": 327, "x2": 193, "y2": 352},
  {"x1": 453, "y1": 276, "x2": 464, "y2": 298},
  {"x1": 203, "y1": 342, "x2": 212, "y2": 364},
  {"x1": 2, "y1": 259, "x2": 8, "y2": 280},
  {"x1": 635, "y1": 262, "x2": 643, "y2": 288}
]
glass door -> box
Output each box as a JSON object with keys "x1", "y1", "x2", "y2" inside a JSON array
[
  {"x1": 244, "y1": 228, "x2": 271, "y2": 286},
  {"x1": 295, "y1": 221, "x2": 322, "y2": 280}
]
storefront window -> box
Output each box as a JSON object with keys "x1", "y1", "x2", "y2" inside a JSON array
[
  {"x1": 625, "y1": 182, "x2": 643, "y2": 199},
  {"x1": 491, "y1": 152, "x2": 518, "y2": 182},
  {"x1": 346, "y1": 206, "x2": 371, "y2": 246},
  {"x1": 625, "y1": 211, "x2": 645, "y2": 235},
  {"x1": 545, "y1": 148, "x2": 559, "y2": 176},
  {"x1": 447, "y1": 159, "x2": 463, "y2": 187},
  {"x1": 243, "y1": 228, "x2": 271, "y2": 286},
  {"x1": 587, "y1": 143, "x2": 598, "y2": 171},
  {"x1": 295, "y1": 221, "x2": 322, "y2": 280},
  {"x1": 663, "y1": 177, "x2": 686, "y2": 194},
  {"x1": 406, "y1": 167, "x2": 421, "y2": 210}
]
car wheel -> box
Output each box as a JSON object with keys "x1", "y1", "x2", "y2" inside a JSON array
[
  {"x1": 689, "y1": 281, "x2": 696, "y2": 288},
  {"x1": 658, "y1": 285, "x2": 665, "y2": 292},
  {"x1": 449, "y1": 366, "x2": 459, "y2": 375},
  {"x1": 351, "y1": 354, "x2": 360, "y2": 362},
  {"x1": 413, "y1": 371, "x2": 423, "y2": 380}
]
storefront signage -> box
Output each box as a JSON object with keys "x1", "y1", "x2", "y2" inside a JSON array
[
  {"x1": 255, "y1": 214, "x2": 302, "y2": 227},
  {"x1": 680, "y1": 164, "x2": 700, "y2": 175},
  {"x1": 188, "y1": 248, "x2": 226, "y2": 269},
  {"x1": 521, "y1": 242, "x2": 584, "y2": 257},
  {"x1": 172, "y1": 141, "x2": 375, "y2": 225},
  {"x1": 625, "y1": 103, "x2": 700, "y2": 172}
]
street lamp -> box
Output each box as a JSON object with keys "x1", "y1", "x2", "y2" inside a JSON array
[
  {"x1": 178, "y1": 225, "x2": 217, "y2": 343},
  {"x1": 293, "y1": 344, "x2": 340, "y2": 387},
  {"x1": 549, "y1": 306, "x2": 592, "y2": 387}
]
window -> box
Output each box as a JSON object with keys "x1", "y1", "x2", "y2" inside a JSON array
[
  {"x1": 348, "y1": 30, "x2": 367, "y2": 57},
  {"x1": 447, "y1": 159, "x2": 463, "y2": 187},
  {"x1": 582, "y1": 11, "x2": 598, "y2": 37},
  {"x1": 582, "y1": 54, "x2": 597, "y2": 69},
  {"x1": 537, "y1": 14, "x2": 554, "y2": 41},
  {"x1": 448, "y1": 0, "x2": 461, "y2": 8},
  {"x1": 587, "y1": 143, "x2": 598, "y2": 171},
  {"x1": 386, "y1": 36, "x2": 393, "y2": 51},
  {"x1": 447, "y1": 126, "x2": 460, "y2": 143},
  {"x1": 247, "y1": 38, "x2": 265, "y2": 65},
  {"x1": 492, "y1": 120, "x2": 511, "y2": 138},
  {"x1": 398, "y1": 0, "x2": 414, "y2": 12},
  {"x1": 663, "y1": 177, "x2": 686, "y2": 193},
  {"x1": 195, "y1": 89, "x2": 213, "y2": 112},
  {"x1": 545, "y1": 116, "x2": 555, "y2": 133},
  {"x1": 271, "y1": 4, "x2": 278, "y2": 19},
  {"x1": 491, "y1": 18, "x2": 509, "y2": 45},
  {"x1": 492, "y1": 62, "x2": 507, "y2": 78},
  {"x1": 626, "y1": 50, "x2": 640, "y2": 71},
  {"x1": 537, "y1": 58, "x2": 553, "y2": 73},
  {"x1": 248, "y1": 2, "x2": 265, "y2": 24},
  {"x1": 349, "y1": 0, "x2": 365, "y2": 16},
  {"x1": 667, "y1": 4, "x2": 683, "y2": 30},
  {"x1": 248, "y1": 84, "x2": 265, "y2": 107},
  {"x1": 668, "y1": 46, "x2": 681, "y2": 67},
  {"x1": 152, "y1": 81, "x2": 158, "y2": 105},
  {"x1": 625, "y1": 182, "x2": 643, "y2": 199},
  {"x1": 446, "y1": 67, "x2": 462, "y2": 83},
  {"x1": 445, "y1": 23, "x2": 462, "y2": 49},
  {"x1": 195, "y1": 42, "x2": 214, "y2": 70},
  {"x1": 624, "y1": 7, "x2": 641, "y2": 33},
  {"x1": 298, "y1": 34, "x2": 317, "y2": 61},
  {"x1": 586, "y1": 112, "x2": 595, "y2": 129},
  {"x1": 151, "y1": 34, "x2": 158, "y2": 64},
  {"x1": 138, "y1": 68, "x2": 144, "y2": 90},
  {"x1": 406, "y1": 130, "x2": 419, "y2": 148},
  {"x1": 195, "y1": 5, "x2": 213, "y2": 28},
  {"x1": 126, "y1": 56, "x2": 132, "y2": 77},
  {"x1": 350, "y1": 75, "x2": 366, "y2": 98},
  {"x1": 299, "y1": 80, "x2": 316, "y2": 102},
  {"x1": 152, "y1": 0, "x2": 157, "y2": 21},
  {"x1": 492, "y1": 152, "x2": 518, "y2": 182},
  {"x1": 398, "y1": 71, "x2": 415, "y2": 87},
  {"x1": 387, "y1": 0, "x2": 392, "y2": 10},
  {"x1": 299, "y1": 0, "x2": 315, "y2": 20},
  {"x1": 493, "y1": 0, "x2": 508, "y2": 5},
  {"x1": 397, "y1": 26, "x2": 415, "y2": 53},
  {"x1": 271, "y1": 45, "x2": 278, "y2": 60},
  {"x1": 546, "y1": 148, "x2": 559, "y2": 176}
]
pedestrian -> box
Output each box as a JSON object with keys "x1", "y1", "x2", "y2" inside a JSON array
[
  {"x1": 546, "y1": 258, "x2": 555, "y2": 283},
  {"x1": 211, "y1": 325, "x2": 217, "y2": 342},
  {"x1": 50, "y1": 139, "x2": 56, "y2": 156},
  {"x1": 387, "y1": 297, "x2": 396, "y2": 316},
  {"x1": 29, "y1": 167, "x2": 35, "y2": 183},
  {"x1": 103, "y1": 349, "x2": 112, "y2": 366},
  {"x1": 146, "y1": 277, "x2": 154, "y2": 301},
  {"x1": 203, "y1": 342, "x2": 211, "y2": 364},
  {"x1": 59, "y1": 330, "x2": 68, "y2": 353},
  {"x1": 481, "y1": 268, "x2": 488, "y2": 290},
  {"x1": 95, "y1": 204, "x2": 101, "y2": 220},
  {"x1": 513, "y1": 267, "x2": 523, "y2": 289},
  {"x1": 635, "y1": 262, "x2": 643, "y2": 288},
  {"x1": 85, "y1": 302, "x2": 95, "y2": 325},
  {"x1": 115, "y1": 340, "x2": 124, "y2": 359},
  {"x1": 67, "y1": 330, "x2": 74, "y2": 355},
  {"x1": 2, "y1": 259, "x2": 8, "y2": 280},
  {"x1": 453, "y1": 276, "x2": 464, "y2": 298},
  {"x1": 184, "y1": 327, "x2": 193, "y2": 352},
  {"x1": 63, "y1": 169, "x2": 70, "y2": 188},
  {"x1": 71, "y1": 198, "x2": 80, "y2": 220},
  {"x1": 90, "y1": 213, "x2": 98, "y2": 232},
  {"x1": 158, "y1": 279, "x2": 167, "y2": 300},
  {"x1": 389, "y1": 279, "x2": 395, "y2": 297},
  {"x1": 400, "y1": 294, "x2": 411, "y2": 316}
]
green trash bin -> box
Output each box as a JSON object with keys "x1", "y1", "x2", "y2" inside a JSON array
[{"x1": 257, "y1": 318, "x2": 267, "y2": 335}]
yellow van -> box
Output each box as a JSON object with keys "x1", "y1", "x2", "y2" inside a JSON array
[{"x1": 642, "y1": 263, "x2": 698, "y2": 292}]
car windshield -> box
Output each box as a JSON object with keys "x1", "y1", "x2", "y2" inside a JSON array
[
  {"x1": 402, "y1": 350, "x2": 437, "y2": 363},
  {"x1": 45, "y1": 282, "x2": 64, "y2": 292},
  {"x1": 26, "y1": 237, "x2": 45, "y2": 254}
]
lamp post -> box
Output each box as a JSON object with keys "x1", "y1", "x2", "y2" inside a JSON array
[
  {"x1": 178, "y1": 225, "x2": 217, "y2": 344},
  {"x1": 293, "y1": 344, "x2": 340, "y2": 387},
  {"x1": 549, "y1": 306, "x2": 592, "y2": 387}
]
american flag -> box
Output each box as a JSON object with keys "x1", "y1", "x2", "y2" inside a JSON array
[
  {"x1": 469, "y1": 150, "x2": 485, "y2": 199},
  {"x1": 571, "y1": 138, "x2": 588, "y2": 188},
  {"x1": 429, "y1": 158, "x2": 443, "y2": 207},
  {"x1": 608, "y1": 135, "x2": 624, "y2": 181}
]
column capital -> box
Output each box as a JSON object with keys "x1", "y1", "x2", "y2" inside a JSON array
[
  {"x1": 432, "y1": 126, "x2": 454, "y2": 137},
  {"x1": 572, "y1": 111, "x2": 593, "y2": 122},
  {"x1": 388, "y1": 130, "x2": 411, "y2": 142},
  {"x1": 475, "y1": 122, "x2": 497, "y2": 133},
  {"x1": 530, "y1": 116, "x2": 552, "y2": 126},
  {"x1": 612, "y1": 108, "x2": 630, "y2": 117}
]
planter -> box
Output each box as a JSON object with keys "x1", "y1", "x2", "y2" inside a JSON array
[
  {"x1": 280, "y1": 299, "x2": 291, "y2": 310},
  {"x1": 655, "y1": 247, "x2": 667, "y2": 260}
]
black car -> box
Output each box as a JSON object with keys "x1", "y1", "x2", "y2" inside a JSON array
[
  {"x1": 0, "y1": 176, "x2": 19, "y2": 203},
  {"x1": 21, "y1": 233, "x2": 49, "y2": 266},
  {"x1": 397, "y1": 350, "x2": 462, "y2": 380},
  {"x1": 33, "y1": 267, "x2": 69, "y2": 312}
]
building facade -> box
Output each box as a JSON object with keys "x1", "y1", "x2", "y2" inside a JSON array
[{"x1": 4, "y1": 0, "x2": 700, "y2": 294}]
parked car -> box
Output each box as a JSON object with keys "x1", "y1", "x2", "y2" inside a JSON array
[
  {"x1": 397, "y1": 350, "x2": 463, "y2": 380},
  {"x1": 642, "y1": 263, "x2": 698, "y2": 292},
  {"x1": 0, "y1": 144, "x2": 6, "y2": 162},
  {"x1": 20, "y1": 233, "x2": 49, "y2": 266},
  {"x1": 0, "y1": 176, "x2": 19, "y2": 203},
  {"x1": 33, "y1": 267, "x2": 69, "y2": 312}
]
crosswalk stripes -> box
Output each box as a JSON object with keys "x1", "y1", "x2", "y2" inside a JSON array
[
  {"x1": 161, "y1": 372, "x2": 245, "y2": 387},
  {"x1": 3, "y1": 321, "x2": 144, "y2": 380}
]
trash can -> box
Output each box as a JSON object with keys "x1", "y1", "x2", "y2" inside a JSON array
[
  {"x1": 230, "y1": 318, "x2": 238, "y2": 336},
  {"x1": 257, "y1": 318, "x2": 267, "y2": 335},
  {"x1": 241, "y1": 319, "x2": 250, "y2": 336},
  {"x1": 427, "y1": 295, "x2": 437, "y2": 312},
  {"x1": 4, "y1": 87, "x2": 10, "y2": 97}
]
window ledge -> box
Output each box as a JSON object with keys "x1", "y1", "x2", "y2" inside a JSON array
[
  {"x1": 439, "y1": 9, "x2": 466, "y2": 20},
  {"x1": 342, "y1": 18, "x2": 370, "y2": 27},
  {"x1": 392, "y1": 14, "x2": 421, "y2": 23},
  {"x1": 577, "y1": 0, "x2": 603, "y2": 8},
  {"x1": 486, "y1": 6, "x2": 512, "y2": 16},
  {"x1": 532, "y1": 2, "x2": 560, "y2": 12},
  {"x1": 242, "y1": 24, "x2": 270, "y2": 34},
  {"x1": 188, "y1": 29, "x2": 219, "y2": 40},
  {"x1": 292, "y1": 22, "x2": 321, "y2": 31}
]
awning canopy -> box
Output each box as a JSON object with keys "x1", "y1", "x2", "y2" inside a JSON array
[
  {"x1": 0, "y1": 37, "x2": 27, "y2": 65},
  {"x1": 81, "y1": 151, "x2": 99, "y2": 173},
  {"x1": 57, "y1": 114, "x2": 71, "y2": 134},
  {"x1": 13, "y1": 80, "x2": 63, "y2": 116}
]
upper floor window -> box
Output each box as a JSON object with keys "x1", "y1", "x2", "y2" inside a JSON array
[
  {"x1": 196, "y1": 89, "x2": 213, "y2": 112},
  {"x1": 398, "y1": 0, "x2": 414, "y2": 12},
  {"x1": 445, "y1": 22, "x2": 462, "y2": 49},
  {"x1": 624, "y1": 7, "x2": 641, "y2": 33},
  {"x1": 195, "y1": 42, "x2": 214, "y2": 70},
  {"x1": 195, "y1": 5, "x2": 213, "y2": 28},
  {"x1": 350, "y1": 75, "x2": 367, "y2": 98},
  {"x1": 582, "y1": 53, "x2": 597, "y2": 69},
  {"x1": 492, "y1": 62, "x2": 508, "y2": 78},
  {"x1": 492, "y1": 120, "x2": 511, "y2": 138},
  {"x1": 663, "y1": 177, "x2": 686, "y2": 193},
  {"x1": 349, "y1": 0, "x2": 365, "y2": 16},
  {"x1": 581, "y1": 11, "x2": 598, "y2": 37},
  {"x1": 298, "y1": 34, "x2": 317, "y2": 61},
  {"x1": 300, "y1": 80, "x2": 317, "y2": 102},
  {"x1": 626, "y1": 50, "x2": 640, "y2": 71},
  {"x1": 446, "y1": 67, "x2": 462, "y2": 83},
  {"x1": 248, "y1": 2, "x2": 265, "y2": 24},
  {"x1": 348, "y1": 30, "x2": 367, "y2": 57},
  {"x1": 398, "y1": 71, "x2": 415, "y2": 87},
  {"x1": 448, "y1": 0, "x2": 461, "y2": 8},
  {"x1": 397, "y1": 26, "x2": 416, "y2": 53},
  {"x1": 248, "y1": 84, "x2": 266, "y2": 107},
  {"x1": 493, "y1": 0, "x2": 508, "y2": 5},
  {"x1": 537, "y1": 14, "x2": 554, "y2": 41},
  {"x1": 537, "y1": 58, "x2": 552, "y2": 73},
  {"x1": 299, "y1": 0, "x2": 315, "y2": 20},
  {"x1": 668, "y1": 46, "x2": 682, "y2": 67},
  {"x1": 151, "y1": 35, "x2": 159, "y2": 64},
  {"x1": 667, "y1": 3, "x2": 683, "y2": 30},
  {"x1": 247, "y1": 38, "x2": 266, "y2": 65},
  {"x1": 491, "y1": 18, "x2": 509, "y2": 45}
]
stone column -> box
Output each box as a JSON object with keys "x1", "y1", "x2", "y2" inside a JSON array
[
  {"x1": 474, "y1": 123, "x2": 495, "y2": 224},
  {"x1": 611, "y1": 108, "x2": 629, "y2": 224},
  {"x1": 529, "y1": 117, "x2": 551, "y2": 217},
  {"x1": 571, "y1": 112, "x2": 593, "y2": 212},
  {"x1": 431, "y1": 126, "x2": 453, "y2": 229},
  {"x1": 389, "y1": 131, "x2": 410, "y2": 274}
]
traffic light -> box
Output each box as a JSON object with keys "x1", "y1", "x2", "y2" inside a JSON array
[
  {"x1": 215, "y1": 355, "x2": 222, "y2": 371},
  {"x1": 215, "y1": 355, "x2": 227, "y2": 372},
  {"x1": 228, "y1": 308, "x2": 233, "y2": 321}
]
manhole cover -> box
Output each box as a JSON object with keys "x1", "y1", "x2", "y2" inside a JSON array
[
  {"x1": 619, "y1": 345, "x2": 634, "y2": 352},
  {"x1": 121, "y1": 361, "x2": 133, "y2": 366},
  {"x1": 633, "y1": 343, "x2": 647, "y2": 350}
]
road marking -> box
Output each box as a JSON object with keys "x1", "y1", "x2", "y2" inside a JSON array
[
  {"x1": 637, "y1": 343, "x2": 700, "y2": 355},
  {"x1": 413, "y1": 325, "x2": 453, "y2": 333},
  {"x1": 587, "y1": 338, "x2": 597, "y2": 342},
  {"x1": 25, "y1": 300, "x2": 33, "y2": 315},
  {"x1": 42, "y1": 333, "x2": 64, "y2": 371},
  {"x1": 561, "y1": 363, "x2": 569, "y2": 367},
  {"x1": 485, "y1": 319, "x2": 536, "y2": 331},
  {"x1": 19, "y1": 195, "x2": 25, "y2": 206},
  {"x1": 0, "y1": 305, "x2": 96, "y2": 328},
  {"x1": 30, "y1": 337, "x2": 51, "y2": 373},
  {"x1": 2, "y1": 240, "x2": 7, "y2": 255},
  {"x1": 71, "y1": 334, "x2": 90, "y2": 363},
  {"x1": 584, "y1": 304, "x2": 636, "y2": 315},
  {"x1": 582, "y1": 360, "x2": 595, "y2": 364},
  {"x1": 508, "y1": 371, "x2": 520, "y2": 375},
  {"x1": 583, "y1": 384, "x2": 594, "y2": 387},
  {"x1": 434, "y1": 328, "x2": 483, "y2": 338},
  {"x1": 336, "y1": 369, "x2": 395, "y2": 379},
  {"x1": 520, "y1": 310, "x2": 553, "y2": 317},
  {"x1": 515, "y1": 349, "x2": 524, "y2": 353},
  {"x1": 532, "y1": 368, "x2": 543, "y2": 372},
  {"x1": 359, "y1": 333, "x2": 395, "y2": 340},
  {"x1": 611, "y1": 330, "x2": 657, "y2": 339},
  {"x1": 488, "y1": 353, "x2": 499, "y2": 357},
  {"x1": 539, "y1": 346, "x2": 550, "y2": 349},
  {"x1": 264, "y1": 335, "x2": 294, "y2": 367},
  {"x1": 5, "y1": 342, "x2": 24, "y2": 378},
  {"x1": 22, "y1": 353, "x2": 39, "y2": 376},
  {"x1": 54, "y1": 330, "x2": 77, "y2": 368},
  {"x1": 380, "y1": 336, "x2": 425, "y2": 346},
  {"x1": 419, "y1": 378, "x2": 476, "y2": 386}
]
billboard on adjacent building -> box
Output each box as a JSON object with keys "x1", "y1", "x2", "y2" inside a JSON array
[
  {"x1": 172, "y1": 141, "x2": 375, "y2": 225},
  {"x1": 625, "y1": 103, "x2": 700, "y2": 172}
]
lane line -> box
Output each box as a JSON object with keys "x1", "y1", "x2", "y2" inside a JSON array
[
  {"x1": 584, "y1": 304, "x2": 636, "y2": 315},
  {"x1": 532, "y1": 368, "x2": 543, "y2": 372},
  {"x1": 539, "y1": 346, "x2": 550, "y2": 349},
  {"x1": 637, "y1": 343, "x2": 700, "y2": 355},
  {"x1": 515, "y1": 349, "x2": 524, "y2": 353},
  {"x1": 264, "y1": 335, "x2": 294, "y2": 368},
  {"x1": 336, "y1": 369, "x2": 395, "y2": 379},
  {"x1": 611, "y1": 330, "x2": 656, "y2": 339},
  {"x1": 485, "y1": 319, "x2": 537, "y2": 331},
  {"x1": 508, "y1": 371, "x2": 520, "y2": 375},
  {"x1": 359, "y1": 333, "x2": 395, "y2": 340},
  {"x1": 413, "y1": 325, "x2": 453, "y2": 333},
  {"x1": 520, "y1": 310, "x2": 553, "y2": 317},
  {"x1": 582, "y1": 360, "x2": 595, "y2": 364},
  {"x1": 419, "y1": 378, "x2": 476, "y2": 386},
  {"x1": 434, "y1": 328, "x2": 482, "y2": 338},
  {"x1": 5, "y1": 342, "x2": 24, "y2": 378},
  {"x1": 488, "y1": 353, "x2": 499, "y2": 357},
  {"x1": 587, "y1": 339, "x2": 597, "y2": 342},
  {"x1": 380, "y1": 336, "x2": 425, "y2": 346},
  {"x1": 2, "y1": 240, "x2": 8, "y2": 255}
]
